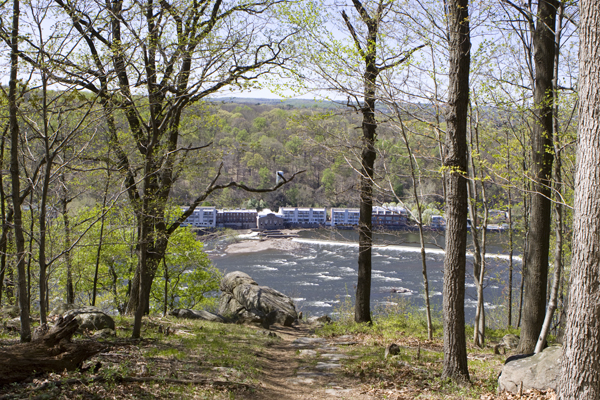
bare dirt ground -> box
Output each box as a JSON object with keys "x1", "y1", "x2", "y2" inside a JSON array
[{"x1": 245, "y1": 324, "x2": 375, "y2": 400}]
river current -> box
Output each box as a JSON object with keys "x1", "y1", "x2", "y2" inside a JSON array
[{"x1": 210, "y1": 229, "x2": 521, "y2": 325}]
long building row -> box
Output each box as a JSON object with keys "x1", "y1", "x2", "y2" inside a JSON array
[{"x1": 181, "y1": 206, "x2": 410, "y2": 230}]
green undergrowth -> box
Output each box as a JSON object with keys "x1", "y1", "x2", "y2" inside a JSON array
[
  {"x1": 314, "y1": 296, "x2": 517, "y2": 399},
  {"x1": 319, "y1": 294, "x2": 445, "y2": 340},
  {"x1": 0, "y1": 316, "x2": 280, "y2": 399}
]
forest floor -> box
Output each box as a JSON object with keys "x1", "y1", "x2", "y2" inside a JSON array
[{"x1": 0, "y1": 316, "x2": 557, "y2": 399}]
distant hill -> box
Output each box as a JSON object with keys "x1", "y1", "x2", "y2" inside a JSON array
[{"x1": 209, "y1": 97, "x2": 342, "y2": 109}]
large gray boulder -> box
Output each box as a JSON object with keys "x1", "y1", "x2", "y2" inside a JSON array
[
  {"x1": 170, "y1": 308, "x2": 229, "y2": 323},
  {"x1": 498, "y1": 346, "x2": 562, "y2": 393},
  {"x1": 63, "y1": 306, "x2": 115, "y2": 332},
  {"x1": 218, "y1": 271, "x2": 298, "y2": 327}
]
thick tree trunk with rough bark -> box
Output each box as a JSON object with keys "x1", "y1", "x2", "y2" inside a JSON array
[
  {"x1": 8, "y1": 0, "x2": 31, "y2": 343},
  {"x1": 355, "y1": 90, "x2": 377, "y2": 324},
  {"x1": 558, "y1": 1, "x2": 600, "y2": 397},
  {"x1": 441, "y1": 0, "x2": 470, "y2": 385},
  {"x1": 0, "y1": 315, "x2": 104, "y2": 385},
  {"x1": 341, "y1": 0, "x2": 382, "y2": 325},
  {"x1": 519, "y1": 0, "x2": 558, "y2": 354}
]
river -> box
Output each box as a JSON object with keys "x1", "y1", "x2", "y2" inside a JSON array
[{"x1": 210, "y1": 229, "x2": 522, "y2": 326}]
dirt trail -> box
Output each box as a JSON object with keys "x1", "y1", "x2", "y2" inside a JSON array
[{"x1": 245, "y1": 324, "x2": 374, "y2": 400}]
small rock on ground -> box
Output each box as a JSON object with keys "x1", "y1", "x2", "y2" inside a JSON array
[
  {"x1": 315, "y1": 362, "x2": 342, "y2": 370},
  {"x1": 324, "y1": 388, "x2": 354, "y2": 397},
  {"x1": 299, "y1": 349, "x2": 317, "y2": 357},
  {"x1": 321, "y1": 353, "x2": 348, "y2": 361},
  {"x1": 291, "y1": 337, "x2": 327, "y2": 347}
]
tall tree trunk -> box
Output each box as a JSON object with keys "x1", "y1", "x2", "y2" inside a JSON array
[
  {"x1": 92, "y1": 163, "x2": 111, "y2": 307},
  {"x1": 0, "y1": 131, "x2": 10, "y2": 307},
  {"x1": 475, "y1": 199, "x2": 488, "y2": 347},
  {"x1": 62, "y1": 183, "x2": 74, "y2": 304},
  {"x1": 473, "y1": 110, "x2": 488, "y2": 347},
  {"x1": 519, "y1": 0, "x2": 558, "y2": 354},
  {"x1": 395, "y1": 108, "x2": 433, "y2": 340},
  {"x1": 340, "y1": 0, "x2": 382, "y2": 325},
  {"x1": 535, "y1": 2, "x2": 564, "y2": 355},
  {"x1": 535, "y1": 151, "x2": 562, "y2": 354},
  {"x1": 558, "y1": 1, "x2": 600, "y2": 396},
  {"x1": 507, "y1": 189, "x2": 514, "y2": 328},
  {"x1": 355, "y1": 85, "x2": 377, "y2": 325},
  {"x1": 466, "y1": 106, "x2": 485, "y2": 347},
  {"x1": 517, "y1": 169, "x2": 529, "y2": 328},
  {"x1": 8, "y1": 0, "x2": 31, "y2": 342},
  {"x1": 506, "y1": 131, "x2": 514, "y2": 328},
  {"x1": 442, "y1": 0, "x2": 471, "y2": 384},
  {"x1": 132, "y1": 197, "x2": 156, "y2": 338},
  {"x1": 466, "y1": 170, "x2": 483, "y2": 342},
  {"x1": 163, "y1": 257, "x2": 168, "y2": 317},
  {"x1": 38, "y1": 72, "x2": 52, "y2": 325},
  {"x1": 5, "y1": 227, "x2": 15, "y2": 305},
  {"x1": 27, "y1": 196, "x2": 34, "y2": 310}
]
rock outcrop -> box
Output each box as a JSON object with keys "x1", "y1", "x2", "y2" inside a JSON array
[
  {"x1": 62, "y1": 306, "x2": 115, "y2": 332},
  {"x1": 498, "y1": 346, "x2": 562, "y2": 393},
  {"x1": 218, "y1": 271, "x2": 298, "y2": 327},
  {"x1": 169, "y1": 308, "x2": 229, "y2": 323}
]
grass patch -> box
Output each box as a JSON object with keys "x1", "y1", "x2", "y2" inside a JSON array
[{"x1": 315, "y1": 294, "x2": 526, "y2": 399}]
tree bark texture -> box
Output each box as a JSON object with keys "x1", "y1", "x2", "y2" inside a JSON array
[
  {"x1": 519, "y1": 0, "x2": 558, "y2": 354},
  {"x1": 341, "y1": 0, "x2": 382, "y2": 325},
  {"x1": 0, "y1": 315, "x2": 104, "y2": 385},
  {"x1": 8, "y1": 0, "x2": 31, "y2": 343},
  {"x1": 62, "y1": 192, "x2": 74, "y2": 305},
  {"x1": 355, "y1": 81, "x2": 377, "y2": 325},
  {"x1": 558, "y1": 1, "x2": 600, "y2": 397},
  {"x1": 507, "y1": 186, "x2": 514, "y2": 328},
  {"x1": 517, "y1": 179, "x2": 530, "y2": 328},
  {"x1": 0, "y1": 141, "x2": 10, "y2": 308},
  {"x1": 442, "y1": 0, "x2": 470, "y2": 384},
  {"x1": 38, "y1": 77, "x2": 52, "y2": 325}
]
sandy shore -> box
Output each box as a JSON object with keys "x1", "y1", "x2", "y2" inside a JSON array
[
  {"x1": 225, "y1": 238, "x2": 302, "y2": 254},
  {"x1": 224, "y1": 230, "x2": 304, "y2": 254}
]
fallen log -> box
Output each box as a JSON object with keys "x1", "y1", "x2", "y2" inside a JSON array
[{"x1": 0, "y1": 315, "x2": 106, "y2": 386}]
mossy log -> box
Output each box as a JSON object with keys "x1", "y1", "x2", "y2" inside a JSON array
[{"x1": 0, "y1": 315, "x2": 105, "y2": 385}]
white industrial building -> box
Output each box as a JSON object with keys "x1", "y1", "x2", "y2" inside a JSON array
[
  {"x1": 181, "y1": 207, "x2": 217, "y2": 228},
  {"x1": 278, "y1": 207, "x2": 327, "y2": 226},
  {"x1": 330, "y1": 208, "x2": 360, "y2": 226}
]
